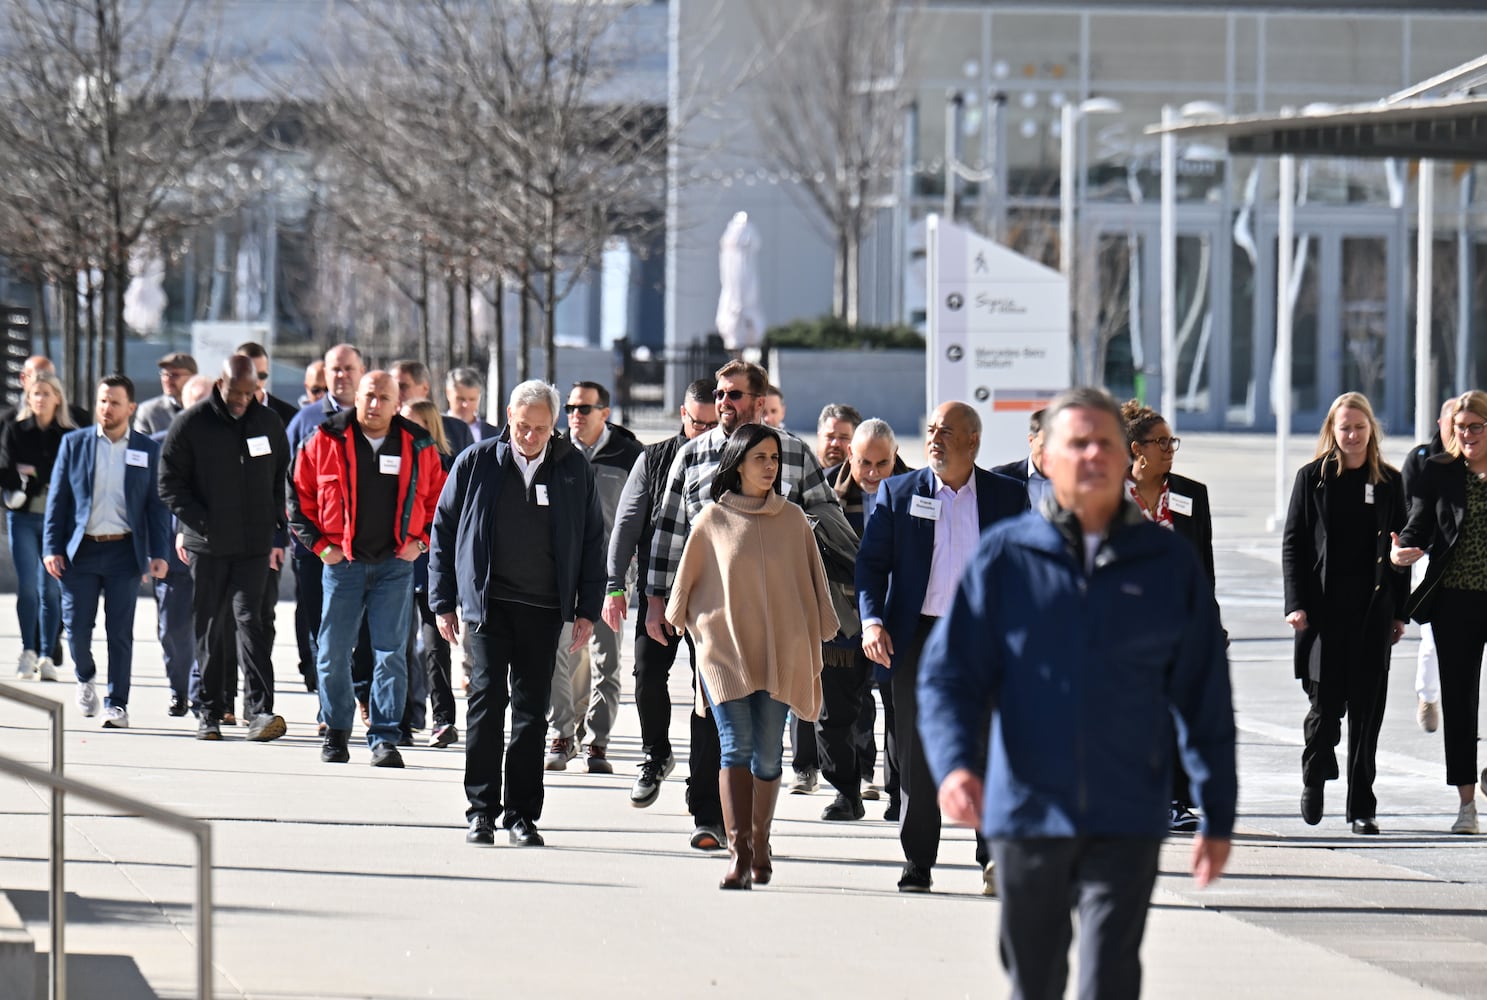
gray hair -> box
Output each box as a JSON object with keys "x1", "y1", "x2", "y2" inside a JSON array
[
  {"x1": 447, "y1": 367, "x2": 484, "y2": 392},
  {"x1": 1042, "y1": 387, "x2": 1126, "y2": 447},
  {"x1": 509, "y1": 379, "x2": 561, "y2": 420},
  {"x1": 817, "y1": 403, "x2": 863, "y2": 431},
  {"x1": 852, "y1": 417, "x2": 896, "y2": 451}
]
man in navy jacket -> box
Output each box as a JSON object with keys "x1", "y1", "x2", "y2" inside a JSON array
[
  {"x1": 854, "y1": 400, "x2": 1025, "y2": 893},
  {"x1": 919, "y1": 387, "x2": 1235, "y2": 1000}
]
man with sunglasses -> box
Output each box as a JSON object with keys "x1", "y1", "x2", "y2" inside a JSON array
[
  {"x1": 235, "y1": 341, "x2": 300, "y2": 426},
  {"x1": 603, "y1": 379, "x2": 725, "y2": 844},
  {"x1": 545, "y1": 380, "x2": 644, "y2": 774}
]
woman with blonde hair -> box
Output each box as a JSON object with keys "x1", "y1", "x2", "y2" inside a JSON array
[
  {"x1": 1283, "y1": 392, "x2": 1407, "y2": 835},
  {"x1": 0, "y1": 371, "x2": 75, "y2": 680},
  {"x1": 1393, "y1": 390, "x2": 1487, "y2": 833}
]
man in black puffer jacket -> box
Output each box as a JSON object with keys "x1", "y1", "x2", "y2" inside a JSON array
[{"x1": 159, "y1": 356, "x2": 291, "y2": 742}]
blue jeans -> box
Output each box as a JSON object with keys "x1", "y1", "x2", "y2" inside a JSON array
[
  {"x1": 316, "y1": 558, "x2": 414, "y2": 747},
  {"x1": 8, "y1": 510, "x2": 61, "y2": 657},
  {"x1": 705, "y1": 686, "x2": 791, "y2": 781},
  {"x1": 60, "y1": 538, "x2": 140, "y2": 709}
]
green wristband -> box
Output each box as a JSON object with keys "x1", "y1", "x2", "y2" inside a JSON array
[{"x1": 607, "y1": 589, "x2": 626, "y2": 598}]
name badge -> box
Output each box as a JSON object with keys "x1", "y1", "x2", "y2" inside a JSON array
[
  {"x1": 378, "y1": 455, "x2": 401, "y2": 475},
  {"x1": 247, "y1": 435, "x2": 271, "y2": 458},
  {"x1": 1364, "y1": 483, "x2": 1375, "y2": 505},
  {"x1": 780, "y1": 480, "x2": 793, "y2": 497},
  {"x1": 910, "y1": 495, "x2": 942, "y2": 521},
  {"x1": 125, "y1": 449, "x2": 149, "y2": 468},
  {"x1": 535, "y1": 484, "x2": 550, "y2": 506},
  {"x1": 1167, "y1": 492, "x2": 1194, "y2": 517}
]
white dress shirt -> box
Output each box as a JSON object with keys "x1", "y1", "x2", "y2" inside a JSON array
[
  {"x1": 513, "y1": 442, "x2": 549, "y2": 487},
  {"x1": 921, "y1": 473, "x2": 979, "y2": 618},
  {"x1": 84, "y1": 426, "x2": 132, "y2": 536}
]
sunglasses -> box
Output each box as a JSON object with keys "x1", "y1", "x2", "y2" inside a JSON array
[
  {"x1": 307, "y1": 386, "x2": 327, "y2": 397},
  {"x1": 256, "y1": 371, "x2": 269, "y2": 381},
  {"x1": 684, "y1": 413, "x2": 719, "y2": 430},
  {"x1": 713, "y1": 389, "x2": 760, "y2": 402},
  {"x1": 565, "y1": 403, "x2": 602, "y2": 415}
]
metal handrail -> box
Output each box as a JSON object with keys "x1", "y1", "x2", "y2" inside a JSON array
[
  {"x1": 0, "y1": 685, "x2": 214, "y2": 1000},
  {"x1": 0, "y1": 681, "x2": 65, "y2": 1000}
]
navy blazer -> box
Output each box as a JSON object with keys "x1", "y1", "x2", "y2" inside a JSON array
[
  {"x1": 855, "y1": 465, "x2": 1026, "y2": 664},
  {"x1": 44, "y1": 427, "x2": 172, "y2": 573}
]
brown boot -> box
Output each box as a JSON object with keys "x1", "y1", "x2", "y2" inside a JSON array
[
  {"x1": 718, "y1": 766, "x2": 754, "y2": 890},
  {"x1": 751, "y1": 776, "x2": 781, "y2": 885}
]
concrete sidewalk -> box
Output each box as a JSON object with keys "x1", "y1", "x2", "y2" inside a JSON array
[{"x1": 0, "y1": 431, "x2": 1482, "y2": 998}]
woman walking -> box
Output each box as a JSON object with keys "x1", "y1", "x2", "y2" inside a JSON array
[
  {"x1": 666, "y1": 423, "x2": 838, "y2": 889},
  {"x1": 1283, "y1": 392, "x2": 1407, "y2": 835},
  {"x1": 399, "y1": 400, "x2": 454, "y2": 747},
  {"x1": 1122, "y1": 400, "x2": 1217, "y2": 833},
  {"x1": 0, "y1": 371, "x2": 74, "y2": 679},
  {"x1": 1392, "y1": 390, "x2": 1487, "y2": 834}
]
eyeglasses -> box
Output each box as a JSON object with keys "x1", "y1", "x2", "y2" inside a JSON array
[
  {"x1": 564, "y1": 403, "x2": 601, "y2": 415},
  {"x1": 714, "y1": 389, "x2": 760, "y2": 402},
  {"x1": 256, "y1": 371, "x2": 269, "y2": 381},
  {"x1": 1140, "y1": 436, "x2": 1181, "y2": 452},
  {"x1": 1453, "y1": 421, "x2": 1487, "y2": 437},
  {"x1": 683, "y1": 413, "x2": 718, "y2": 431}
]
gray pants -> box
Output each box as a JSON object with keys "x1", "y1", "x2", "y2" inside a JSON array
[{"x1": 548, "y1": 616, "x2": 622, "y2": 747}]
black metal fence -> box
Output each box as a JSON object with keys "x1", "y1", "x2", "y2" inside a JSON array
[{"x1": 612, "y1": 333, "x2": 732, "y2": 426}]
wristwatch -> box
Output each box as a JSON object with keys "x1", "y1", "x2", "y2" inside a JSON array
[{"x1": 416, "y1": 539, "x2": 428, "y2": 553}]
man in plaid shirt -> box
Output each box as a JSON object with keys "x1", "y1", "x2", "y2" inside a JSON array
[{"x1": 643, "y1": 358, "x2": 843, "y2": 644}]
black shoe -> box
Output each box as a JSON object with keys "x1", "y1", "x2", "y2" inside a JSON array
[
  {"x1": 196, "y1": 718, "x2": 221, "y2": 741},
  {"x1": 396, "y1": 733, "x2": 414, "y2": 748},
  {"x1": 321, "y1": 728, "x2": 351, "y2": 764},
  {"x1": 508, "y1": 817, "x2": 545, "y2": 847},
  {"x1": 1169, "y1": 802, "x2": 1200, "y2": 834},
  {"x1": 168, "y1": 693, "x2": 189, "y2": 718},
  {"x1": 370, "y1": 742, "x2": 405, "y2": 768},
  {"x1": 1301, "y1": 786, "x2": 1324, "y2": 826},
  {"x1": 466, "y1": 815, "x2": 496, "y2": 846},
  {"x1": 822, "y1": 792, "x2": 866, "y2": 821},
  {"x1": 1351, "y1": 818, "x2": 1380, "y2": 835},
  {"x1": 430, "y1": 723, "x2": 458, "y2": 748},
  {"x1": 897, "y1": 863, "x2": 933, "y2": 893},
  {"x1": 631, "y1": 755, "x2": 675, "y2": 808},
  {"x1": 884, "y1": 799, "x2": 901, "y2": 822},
  {"x1": 301, "y1": 671, "x2": 318, "y2": 694}
]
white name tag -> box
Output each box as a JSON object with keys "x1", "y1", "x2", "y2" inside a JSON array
[
  {"x1": 780, "y1": 480, "x2": 793, "y2": 497},
  {"x1": 378, "y1": 455, "x2": 401, "y2": 475},
  {"x1": 1168, "y1": 492, "x2": 1194, "y2": 517},
  {"x1": 125, "y1": 449, "x2": 149, "y2": 468},
  {"x1": 910, "y1": 495, "x2": 942, "y2": 521},
  {"x1": 1364, "y1": 483, "x2": 1375, "y2": 505},
  {"x1": 247, "y1": 435, "x2": 271, "y2": 458},
  {"x1": 535, "y1": 484, "x2": 550, "y2": 506}
]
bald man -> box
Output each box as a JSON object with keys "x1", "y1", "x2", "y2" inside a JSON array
[
  {"x1": 159, "y1": 356, "x2": 291, "y2": 741},
  {"x1": 1, "y1": 356, "x2": 89, "y2": 427}
]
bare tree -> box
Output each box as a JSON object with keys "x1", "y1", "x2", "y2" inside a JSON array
[{"x1": 750, "y1": 0, "x2": 911, "y2": 326}]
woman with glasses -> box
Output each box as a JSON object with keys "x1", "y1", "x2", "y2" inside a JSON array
[
  {"x1": 1393, "y1": 390, "x2": 1487, "y2": 834},
  {"x1": 1122, "y1": 401, "x2": 1216, "y2": 833},
  {"x1": 1285, "y1": 392, "x2": 1407, "y2": 835},
  {"x1": 665, "y1": 423, "x2": 838, "y2": 889}
]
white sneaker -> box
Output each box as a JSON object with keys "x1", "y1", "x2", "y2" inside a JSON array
[
  {"x1": 788, "y1": 770, "x2": 819, "y2": 794},
  {"x1": 16, "y1": 650, "x2": 37, "y2": 679},
  {"x1": 76, "y1": 681, "x2": 98, "y2": 717},
  {"x1": 982, "y1": 861, "x2": 998, "y2": 897},
  {"x1": 1452, "y1": 801, "x2": 1478, "y2": 835},
  {"x1": 101, "y1": 706, "x2": 129, "y2": 729},
  {"x1": 1418, "y1": 699, "x2": 1440, "y2": 733},
  {"x1": 36, "y1": 657, "x2": 56, "y2": 682}
]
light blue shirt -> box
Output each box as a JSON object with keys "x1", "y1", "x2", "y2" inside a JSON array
[
  {"x1": 861, "y1": 485, "x2": 881, "y2": 522},
  {"x1": 84, "y1": 426, "x2": 132, "y2": 536},
  {"x1": 1027, "y1": 459, "x2": 1053, "y2": 509},
  {"x1": 921, "y1": 472, "x2": 979, "y2": 618}
]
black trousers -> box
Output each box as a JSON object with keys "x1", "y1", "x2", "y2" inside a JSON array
[
  {"x1": 855, "y1": 685, "x2": 878, "y2": 783},
  {"x1": 816, "y1": 654, "x2": 875, "y2": 799},
  {"x1": 632, "y1": 618, "x2": 721, "y2": 824},
  {"x1": 292, "y1": 549, "x2": 321, "y2": 681},
  {"x1": 1300, "y1": 583, "x2": 1391, "y2": 821},
  {"x1": 993, "y1": 837, "x2": 1162, "y2": 1000},
  {"x1": 1429, "y1": 588, "x2": 1487, "y2": 787},
  {"x1": 222, "y1": 563, "x2": 281, "y2": 703},
  {"x1": 416, "y1": 588, "x2": 456, "y2": 728},
  {"x1": 189, "y1": 552, "x2": 274, "y2": 721},
  {"x1": 880, "y1": 678, "x2": 899, "y2": 804},
  {"x1": 792, "y1": 715, "x2": 819, "y2": 774},
  {"x1": 894, "y1": 615, "x2": 988, "y2": 869},
  {"x1": 464, "y1": 601, "x2": 563, "y2": 825}
]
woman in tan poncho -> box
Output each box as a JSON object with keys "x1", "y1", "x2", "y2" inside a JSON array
[{"x1": 666, "y1": 422, "x2": 839, "y2": 889}]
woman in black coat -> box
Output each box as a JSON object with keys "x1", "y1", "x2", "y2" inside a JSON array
[
  {"x1": 1391, "y1": 389, "x2": 1487, "y2": 835},
  {"x1": 1283, "y1": 391, "x2": 1407, "y2": 835},
  {"x1": 1122, "y1": 400, "x2": 1217, "y2": 832}
]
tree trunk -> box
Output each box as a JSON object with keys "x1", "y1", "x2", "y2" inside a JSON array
[
  {"x1": 418, "y1": 250, "x2": 431, "y2": 366},
  {"x1": 445, "y1": 272, "x2": 456, "y2": 373},
  {"x1": 543, "y1": 264, "x2": 557, "y2": 383},
  {"x1": 463, "y1": 271, "x2": 475, "y2": 366},
  {"x1": 518, "y1": 265, "x2": 531, "y2": 383},
  {"x1": 833, "y1": 232, "x2": 848, "y2": 320},
  {"x1": 62, "y1": 279, "x2": 79, "y2": 405},
  {"x1": 83, "y1": 270, "x2": 98, "y2": 393},
  {"x1": 111, "y1": 254, "x2": 127, "y2": 377},
  {"x1": 34, "y1": 278, "x2": 51, "y2": 359},
  {"x1": 492, "y1": 275, "x2": 506, "y2": 409},
  {"x1": 844, "y1": 225, "x2": 860, "y2": 327}
]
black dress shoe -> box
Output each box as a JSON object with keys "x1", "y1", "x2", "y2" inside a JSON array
[
  {"x1": 1351, "y1": 818, "x2": 1380, "y2": 835},
  {"x1": 370, "y1": 742, "x2": 405, "y2": 768},
  {"x1": 508, "y1": 817, "x2": 545, "y2": 847},
  {"x1": 168, "y1": 694, "x2": 189, "y2": 717},
  {"x1": 321, "y1": 728, "x2": 351, "y2": 764},
  {"x1": 466, "y1": 815, "x2": 496, "y2": 846},
  {"x1": 821, "y1": 793, "x2": 866, "y2": 821},
  {"x1": 1301, "y1": 786, "x2": 1324, "y2": 826},
  {"x1": 897, "y1": 863, "x2": 932, "y2": 893},
  {"x1": 884, "y1": 799, "x2": 901, "y2": 822}
]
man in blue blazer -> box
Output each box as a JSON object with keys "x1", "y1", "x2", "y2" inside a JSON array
[
  {"x1": 44, "y1": 374, "x2": 172, "y2": 729},
  {"x1": 855, "y1": 400, "x2": 1026, "y2": 893}
]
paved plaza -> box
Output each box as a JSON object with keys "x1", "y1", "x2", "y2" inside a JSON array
[{"x1": 2, "y1": 430, "x2": 1487, "y2": 998}]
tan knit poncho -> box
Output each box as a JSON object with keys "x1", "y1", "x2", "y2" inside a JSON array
[{"x1": 665, "y1": 491, "x2": 839, "y2": 721}]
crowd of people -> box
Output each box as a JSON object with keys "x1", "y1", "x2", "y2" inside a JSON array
[{"x1": 38, "y1": 339, "x2": 1487, "y2": 994}]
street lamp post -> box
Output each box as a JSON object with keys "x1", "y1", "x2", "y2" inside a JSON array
[{"x1": 1059, "y1": 97, "x2": 1121, "y2": 381}]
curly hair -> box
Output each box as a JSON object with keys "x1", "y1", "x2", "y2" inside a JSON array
[{"x1": 1120, "y1": 400, "x2": 1165, "y2": 451}]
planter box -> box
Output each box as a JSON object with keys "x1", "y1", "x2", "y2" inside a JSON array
[{"x1": 768, "y1": 348, "x2": 925, "y2": 439}]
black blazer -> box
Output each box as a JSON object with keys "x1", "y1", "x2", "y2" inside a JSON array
[
  {"x1": 1165, "y1": 472, "x2": 1215, "y2": 585},
  {"x1": 1282, "y1": 456, "x2": 1408, "y2": 677},
  {"x1": 1398, "y1": 452, "x2": 1472, "y2": 623},
  {"x1": 990, "y1": 457, "x2": 1033, "y2": 511}
]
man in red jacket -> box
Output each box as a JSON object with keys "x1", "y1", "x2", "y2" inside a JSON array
[{"x1": 288, "y1": 371, "x2": 442, "y2": 768}]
